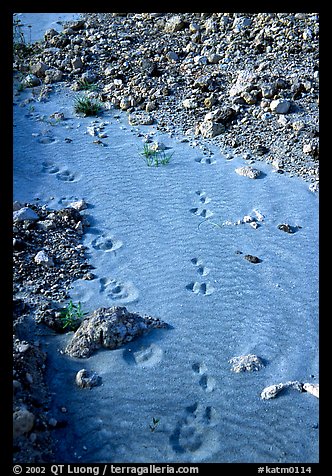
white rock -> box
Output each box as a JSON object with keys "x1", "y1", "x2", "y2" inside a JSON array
[
  {"x1": 235, "y1": 166, "x2": 261, "y2": 179},
  {"x1": 87, "y1": 126, "x2": 97, "y2": 136},
  {"x1": 164, "y1": 15, "x2": 185, "y2": 33},
  {"x1": 303, "y1": 382, "x2": 319, "y2": 398},
  {"x1": 69, "y1": 199, "x2": 88, "y2": 211},
  {"x1": 261, "y1": 381, "x2": 303, "y2": 400},
  {"x1": 270, "y1": 99, "x2": 291, "y2": 114},
  {"x1": 229, "y1": 354, "x2": 265, "y2": 372},
  {"x1": 34, "y1": 250, "x2": 54, "y2": 268},
  {"x1": 253, "y1": 209, "x2": 265, "y2": 221},
  {"x1": 182, "y1": 98, "x2": 197, "y2": 109},
  {"x1": 13, "y1": 207, "x2": 39, "y2": 222}
]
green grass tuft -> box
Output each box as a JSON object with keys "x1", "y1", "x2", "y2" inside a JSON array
[
  {"x1": 140, "y1": 144, "x2": 173, "y2": 167},
  {"x1": 74, "y1": 95, "x2": 102, "y2": 116}
]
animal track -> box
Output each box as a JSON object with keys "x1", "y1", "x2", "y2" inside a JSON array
[
  {"x1": 92, "y1": 235, "x2": 123, "y2": 253},
  {"x1": 37, "y1": 135, "x2": 56, "y2": 144},
  {"x1": 42, "y1": 162, "x2": 81, "y2": 182},
  {"x1": 99, "y1": 277, "x2": 138, "y2": 303},
  {"x1": 195, "y1": 157, "x2": 216, "y2": 165},
  {"x1": 56, "y1": 169, "x2": 79, "y2": 182},
  {"x1": 42, "y1": 161, "x2": 60, "y2": 174},
  {"x1": 186, "y1": 259, "x2": 214, "y2": 295},
  {"x1": 185, "y1": 282, "x2": 215, "y2": 295},
  {"x1": 170, "y1": 402, "x2": 220, "y2": 460},
  {"x1": 195, "y1": 191, "x2": 211, "y2": 205},
  {"x1": 199, "y1": 375, "x2": 217, "y2": 393},
  {"x1": 190, "y1": 191, "x2": 213, "y2": 218},
  {"x1": 123, "y1": 343, "x2": 163, "y2": 367},
  {"x1": 192, "y1": 362, "x2": 217, "y2": 393},
  {"x1": 191, "y1": 258, "x2": 210, "y2": 277},
  {"x1": 190, "y1": 208, "x2": 214, "y2": 218}
]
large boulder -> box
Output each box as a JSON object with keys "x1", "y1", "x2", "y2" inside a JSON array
[{"x1": 65, "y1": 306, "x2": 170, "y2": 358}]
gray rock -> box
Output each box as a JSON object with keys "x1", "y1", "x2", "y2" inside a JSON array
[
  {"x1": 277, "y1": 223, "x2": 294, "y2": 233},
  {"x1": 229, "y1": 354, "x2": 265, "y2": 372},
  {"x1": 13, "y1": 207, "x2": 39, "y2": 222},
  {"x1": 270, "y1": 98, "x2": 291, "y2": 114},
  {"x1": 244, "y1": 254, "x2": 261, "y2": 264},
  {"x1": 164, "y1": 15, "x2": 185, "y2": 33},
  {"x1": 22, "y1": 74, "x2": 40, "y2": 88},
  {"x1": 75, "y1": 369, "x2": 102, "y2": 388},
  {"x1": 13, "y1": 409, "x2": 35, "y2": 438},
  {"x1": 199, "y1": 120, "x2": 225, "y2": 138},
  {"x1": 44, "y1": 68, "x2": 63, "y2": 84},
  {"x1": 65, "y1": 306, "x2": 169, "y2": 358},
  {"x1": 128, "y1": 111, "x2": 154, "y2": 126},
  {"x1": 30, "y1": 62, "x2": 50, "y2": 78},
  {"x1": 71, "y1": 56, "x2": 84, "y2": 70},
  {"x1": 44, "y1": 28, "x2": 59, "y2": 40},
  {"x1": 235, "y1": 166, "x2": 261, "y2": 179}
]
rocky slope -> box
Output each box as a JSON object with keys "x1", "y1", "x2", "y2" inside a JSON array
[{"x1": 14, "y1": 12, "x2": 319, "y2": 189}]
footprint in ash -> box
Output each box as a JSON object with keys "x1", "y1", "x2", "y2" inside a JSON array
[
  {"x1": 122, "y1": 343, "x2": 163, "y2": 367},
  {"x1": 169, "y1": 402, "x2": 220, "y2": 461},
  {"x1": 195, "y1": 157, "x2": 217, "y2": 165},
  {"x1": 99, "y1": 277, "x2": 139, "y2": 304},
  {"x1": 56, "y1": 169, "x2": 81, "y2": 183},
  {"x1": 190, "y1": 190, "x2": 213, "y2": 218},
  {"x1": 186, "y1": 258, "x2": 215, "y2": 295},
  {"x1": 42, "y1": 161, "x2": 60, "y2": 174},
  {"x1": 192, "y1": 361, "x2": 217, "y2": 393},
  {"x1": 92, "y1": 234, "x2": 123, "y2": 253}
]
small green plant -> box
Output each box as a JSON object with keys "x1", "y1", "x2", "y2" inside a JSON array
[
  {"x1": 60, "y1": 300, "x2": 86, "y2": 330},
  {"x1": 140, "y1": 144, "x2": 173, "y2": 167},
  {"x1": 78, "y1": 78, "x2": 99, "y2": 91},
  {"x1": 149, "y1": 417, "x2": 160, "y2": 432},
  {"x1": 74, "y1": 94, "x2": 102, "y2": 116}
]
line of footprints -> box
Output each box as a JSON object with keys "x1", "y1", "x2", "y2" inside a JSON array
[
  {"x1": 187, "y1": 191, "x2": 215, "y2": 296},
  {"x1": 170, "y1": 361, "x2": 219, "y2": 459}
]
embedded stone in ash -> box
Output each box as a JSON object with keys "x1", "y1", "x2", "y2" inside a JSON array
[
  {"x1": 65, "y1": 306, "x2": 170, "y2": 358},
  {"x1": 277, "y1": 223, "x2": 294, "y2": 233},
  {"x1": 244, "y1": 254, "x2": 261, "y2": 264},
  {"x1": 75, "y1": 369, "x2": 102, "y2": 388},
  {"x1": 235, "y1": 166, "x2": 262, "y2": 179},
  {"x1": 261, "y1": 381, "x2": 303, "y2": 400},
  {"x1": 229, "y1": 354, "x2": 265, "y2": 372}
]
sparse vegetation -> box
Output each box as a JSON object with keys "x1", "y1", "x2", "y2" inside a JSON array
[
  {"x1": 78, "y1": 78, "x2": 99, "y2": 91},
  {"x1": 74, "y1": 94, "x2": 102, "y2": 116},
  {"x1": 149, "y1": 417, "x2": 160, "y2": 432},
  {"x1": 13, "y1": 14, "x2": 39, "y2": 63},
  {"x1": 59, "y1": 300, "x2": 86, "y2": 330},
  {"x1": 140, "y1": 144, "x2": 173, "y2": 167}
]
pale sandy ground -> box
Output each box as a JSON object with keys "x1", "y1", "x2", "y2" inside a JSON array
[{"x1": 13, "y1": 14, "x2": 319, "y2": 464}]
